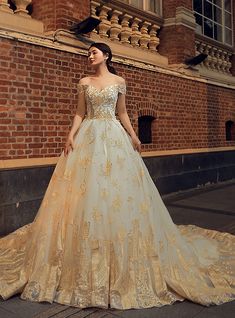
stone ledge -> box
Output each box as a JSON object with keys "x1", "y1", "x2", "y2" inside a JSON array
[
  {"x1": 0, "y1": 11, "x2": 44, "y2": 35},
  {"x1": 1, "y1": 147, "x2": 235, "y2": 170}
]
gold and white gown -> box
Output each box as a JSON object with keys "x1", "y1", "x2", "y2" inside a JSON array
[{"x1": 0, "y1": 83, "x2": 235, "y2": 309}]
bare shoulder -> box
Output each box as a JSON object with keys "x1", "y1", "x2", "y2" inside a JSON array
[
  {"x1": 79, "y1": 77, "x2": 91, "y2": 85},
  {"x1": 112, "y1": 74, "x2": 126, "y2": 85}
]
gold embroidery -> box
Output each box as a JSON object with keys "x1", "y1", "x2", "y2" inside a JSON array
[
  {"x1": 77, "y1": 181, "x2": 86, "y2": 197},
  {"x1": 79, "y1": 156, "x2": 91, "y2": 168},
  {"x1": 92, "y1": 208, "x2": 103, "y2": 222},
  {"x1": 117, "y1": 227, "x2": 127, "y2": 242},
  {"x1": 100, "y1": 160, "x2": 112, "y2": 177},
  {"x1": 100, "y1": 131, "x2": 106, "y2": 141},
  {"x1": 111, "y1": 196, "x2": 121, "y2": 211},
  {"x1": 140, "y1": 201, "x2": 149, "y2": 215},
  {"x1": 116, "y1": 155, "x2": 125, "y2": 169},
  {"x1": 100, "y1": 188, "x2": 108, "y2": 199},
  {"x1": 111, "y1": 179, "x2": 119, "y2": 188},
  {"x1": 63, "y1": 170, "x2": 71, "y2": 180},
  {"x1": 82, "y1": 221, "x2": 90, "y2": 239},
  {"x1": 127, "y1": 196, "x2": 133, "y2": 203}
]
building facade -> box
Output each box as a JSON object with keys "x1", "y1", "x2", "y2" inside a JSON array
[{"x1": 0, "y1": 0, "x2": 235, "y2": 235}]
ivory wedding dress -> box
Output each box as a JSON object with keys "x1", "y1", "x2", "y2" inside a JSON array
[{"x1": 0, "y1": 83, "x2": 234, "y2": 309}]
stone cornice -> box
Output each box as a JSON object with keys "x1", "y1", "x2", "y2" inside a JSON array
[{"x1": 1, "y1": 146, "x2": 235, "y2": 170}]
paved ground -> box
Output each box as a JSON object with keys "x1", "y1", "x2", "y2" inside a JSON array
[{"x1": 1, "y1": 180, "x2": 235, "y2": 318}]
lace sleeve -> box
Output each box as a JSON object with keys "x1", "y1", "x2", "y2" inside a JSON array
[
  {"x1": 77, "y1": 83, "x2": 86, "y2": 94},
  {"x1": 76, "y1": 84, "x2": 86, "y2": 117},
  {"x1": 118, "y1": 83, "x2": 126, "y2": 95}
]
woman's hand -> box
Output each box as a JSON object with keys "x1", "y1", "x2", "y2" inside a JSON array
[
  {"x1": 64, "y1": 134, "x2": 75, "y2": 157},
  {"x1": 131, "y1": 134, "x2": 141, "y2": 153}
]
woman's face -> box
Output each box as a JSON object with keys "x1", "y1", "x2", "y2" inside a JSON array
[{"x1": 88, "y1": 47, "x2": 107, "y2": 67}]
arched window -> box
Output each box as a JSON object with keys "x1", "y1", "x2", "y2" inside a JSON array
[
  {"x1": 138, "y1": 115, "x2": 155, "y2": 144},
  {"x1": 225, "y1": 120, "x2": 235, "y2": 141}
]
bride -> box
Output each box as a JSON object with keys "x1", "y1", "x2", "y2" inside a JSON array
[{"x1": 0, "y1": 42, "x2": 234, "y2": 310}]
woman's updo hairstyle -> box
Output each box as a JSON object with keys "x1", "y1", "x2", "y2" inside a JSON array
[{"x1": 88, "y1": 42, "x2": 117, "y2": 74}]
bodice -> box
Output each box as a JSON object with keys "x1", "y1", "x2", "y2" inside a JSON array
[{"x1": 77, "y1": 83, "x2": 126, "y2": 119}]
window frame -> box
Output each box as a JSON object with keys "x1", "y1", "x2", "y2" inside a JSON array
[
  {"x1": 193, "y1": 0, "x2": 233, "y2": 46},
  {"x1": 121, "y1": 0, "x2": 162, "y2": 16}
]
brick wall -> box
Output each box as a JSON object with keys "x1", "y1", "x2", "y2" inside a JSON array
[
  {"x1": 0, "y1": 37, "x2": 234, "y2": 160},
  {"x1": 159, "y1": 0, "x2": 195, "y2": 64},
  {"x1": 231, "y1": 0, "x2": 235, "y2": 76},
  {"x1": 162, "y1": 0, "x2": 192, "y2": 19},
  {"x1": 159, "y1": 25, "x2": 195, "y2": 64},
  {"x1": 32, "y1": 0, "x2": 90, "y2": 32}
]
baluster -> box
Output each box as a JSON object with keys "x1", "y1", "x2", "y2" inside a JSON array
[
  {"x1": 215, "y1": 49, "x2": 223, "y2": 72},
  {"x1": 120, "y1": 13, "x2": 132, "y2": 45},
  {"x1": 140, "y1": 21, "x2": 151, "y2": 49},
  {"x1": 0, "y1": 0, "x2": 13, "y2": 13},
  {"x1": 203, "y1": 44, "x2": 211, "y2": 69},
  {"x1": 211, "y1": 47, "x2": 218, "y2": 70},
  {"x1": 225, "y1": 54, "x2": 232, "y2": 74},
  {"x1": 220, "y1": 51, "x2": 227, "y2": 73},
  {"x1": 110, "y1": 9, "x2": 122, "y2": 42},
  {"x1": 91, "y1": 0, "x2": 100, "y2": 34},
  {"x1": 13, "y1": 0, "x2": 32, "y2": 17},
  {"x1": 98, "y1": 5, "x2": 111, "y2": 38},
  {"x1": 149, "y1": 24, "x2": 160, "y2": 52},
  {"x1": 130, "y1": 17, "x2": 141, "y2": 47}
]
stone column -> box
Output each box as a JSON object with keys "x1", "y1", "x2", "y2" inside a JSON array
[
  {"x1": 32, "y1": 0, "x2": 90, "y2": 32},
  {"x1": 231, "y1": 2, "x2": 235, "y2": 76},
  {"x1": 159, "y1": 0, "x2": 196, "y2": 64}
]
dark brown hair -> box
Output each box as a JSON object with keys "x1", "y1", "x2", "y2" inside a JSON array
[{"x1": 88, "y1": 42, "x2": 117, "y2": 74}]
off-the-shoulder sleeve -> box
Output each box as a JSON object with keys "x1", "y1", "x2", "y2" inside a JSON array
[
  {"x1": 77, "y1": 83, "x2": 86, "y2": 94},
  {"x1": 118, "y1": 83, "x2": 126, "y2": 95},
  {"x1": 76, "y1": 84, "x2": 86, "y2": 117}
]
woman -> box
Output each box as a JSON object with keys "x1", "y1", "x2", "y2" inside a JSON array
[{"x1": 0, "y1": 42, "x2": 234, "y2": 310}]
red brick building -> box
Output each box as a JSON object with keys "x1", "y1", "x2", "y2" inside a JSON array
[{"x1": 0, "y1": 0, "x2": 234, "y2": 234}]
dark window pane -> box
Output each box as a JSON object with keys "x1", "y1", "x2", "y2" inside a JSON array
[
  {"x1": 225, "y1": 0, "x2": 231, "y2": 12},
  {"x1": 213, "y1": 0, "x2": 222, "y2": 8},
  {"x1": 226, "y1": 121, "x2": 235, "y2": 141},
  {"x1": 213, "y1": 6, "x2": 222, "y2": 23},
  {"x1": 195, "y1": 13, "x2": 203, "y2": 26},
  {"x1": 131, "y1": 0, "x2": 143, "y2": 9},
  {"x1": 204, "y1": 19, "x2": 213, "y2": 38},
  {"x1": 138, "y1": 116, "x2": 155, "y2": 144},
  {"x1": 225, "y1": 28, "x2": 232, "y2": 45},
  {"x1": 214, "y1": 23, "x2": 222, "y2": 41},
  {"x1": 225, "y1": 12, "x2": 232, "y2": 28},
  {"x1": 204, "y1": 0, "x2": 213, "y2": 19},
  {"x1": 193, "y1": 0, "x2": 202, "y2": 14}
]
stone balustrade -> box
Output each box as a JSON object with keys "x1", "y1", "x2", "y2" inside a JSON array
[
  {"x1": 0, "y1": 0, "x2": 43, "y2": 35},
  {"x1": 195, "y1": 36, "x2": 233, "y2": 75},
  {"x1": 0, "y1": 0, "x2": 32, "y2": 16},
  {"x1": 91, "y1": 0, "x2": 162, "y2": 53}
]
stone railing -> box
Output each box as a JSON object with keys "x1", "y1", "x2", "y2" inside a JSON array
[
  {"x1": 0, "y1": 0, "x2": 43, "y2": 35},
  {"x1": 195, "y1": 35, "x2": 233, "y2": 75},
  {"x1": 0, "y1": 0, "x2": 31, "y2": 16},
  {"x1": 91, "y1": 0, "x2": 163, "y2": 53}
]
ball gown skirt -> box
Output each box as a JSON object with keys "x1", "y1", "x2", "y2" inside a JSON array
[{"x1": 0, "y1": 83, "x2": 234, "y2": 309}]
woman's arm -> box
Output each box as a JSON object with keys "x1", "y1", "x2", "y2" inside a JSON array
[
  {"x1": 64, "y1": 81, "x2": 86, "y2": 156},
  {"x1": 116, "y1": 84, "x2": 141, "y2": 153}
]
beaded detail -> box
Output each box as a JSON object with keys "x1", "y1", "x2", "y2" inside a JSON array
[{"x1": 77, "y1": 83, "x2": 126, "y2": 120}]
